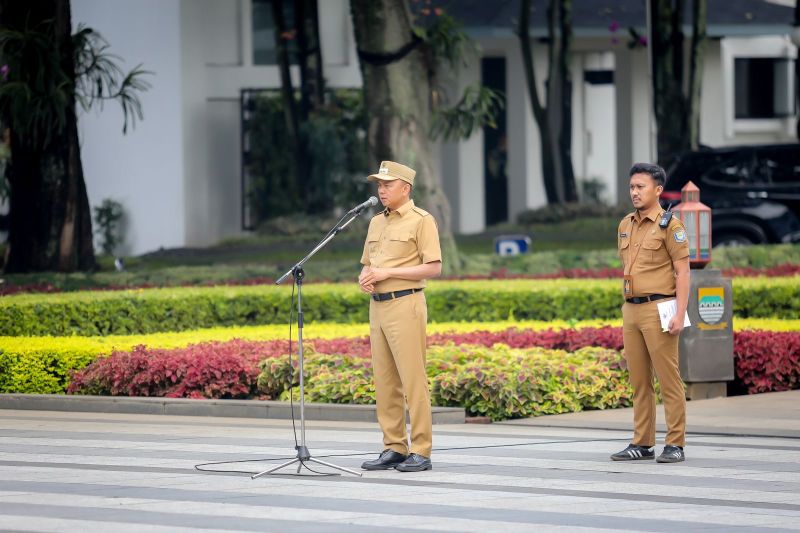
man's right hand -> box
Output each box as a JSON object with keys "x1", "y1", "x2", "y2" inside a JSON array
[
  {"x1": 358, "y1": 268, "x2": 375, "y2": 293},
  {"x1": 359, "y1": 282, "x2": 375, "y2": 294}
]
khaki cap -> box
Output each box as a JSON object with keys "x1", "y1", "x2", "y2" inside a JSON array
[{"x1": 367, "y1": 161, "x2": 416, "y2": 186}]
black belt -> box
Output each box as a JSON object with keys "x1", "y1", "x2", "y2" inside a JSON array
[
  {"x1": 625, "y1": 293, "x2": 674, "y2": 304},
  {"x1": 371, "y1": 288, "x2": 422, "y2": 302}
]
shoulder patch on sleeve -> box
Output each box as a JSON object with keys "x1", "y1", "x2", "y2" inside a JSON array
[{"x1": 673, "y1": 229, "x2": 687, "y2": 243}]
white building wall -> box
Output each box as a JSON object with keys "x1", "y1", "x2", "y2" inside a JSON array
[
  {"x1": 702, "y1": 36, "x2": 797, "y2": 146},
  {"x1": 75, "y1": 0, "x2": 363, "y2": 254},
  {"x1": 72, "y1": 0, "x2": 185, "y2": 256},
  {"x1": 71, "y1": 0, "x2": 796, "y2": 254}
]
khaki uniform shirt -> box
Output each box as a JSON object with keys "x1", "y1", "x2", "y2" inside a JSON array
[
  {"x1": 360, "y1": 199, "x2": 442, "y2": 293},
  {"x1": 618, "y1": 204, "x2": 690, "y2": 298}
]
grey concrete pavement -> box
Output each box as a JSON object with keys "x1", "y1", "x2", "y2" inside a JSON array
[
  {"x1": 501, "y1": 389, "x2": 800, "y2": 438},
  {"x1": 0, "y1": 390, "x2": 799, "y2": 532}
]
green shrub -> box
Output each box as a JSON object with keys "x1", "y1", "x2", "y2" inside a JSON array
[
  {"x1": 2, "y1": 277, "x2": 798, "y2": 337},
  {"x1": 516, "y1": 204, "x2": 629, "y2": 224},
  {"x1": 710, "y1": 244, "x2": 800, "y2": 269},
  {"x1": 0, "y1": 347, "x2": 97, "y2": 394},
  {"x1": 269, "y1": 344, "x2": 635, "y2": 421}
]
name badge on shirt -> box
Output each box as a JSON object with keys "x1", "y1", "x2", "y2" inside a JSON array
[{"x1": 623, "y1": 275, "x2": 633, "y2": 297}]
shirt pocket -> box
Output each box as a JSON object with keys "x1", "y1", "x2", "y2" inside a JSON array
[
  {"x1": 385, "y1": 230, "x2": 416, "y2": 258},
  {"x1": 642, "y1": 238, "x2": 665, "y2": 263},
  {"x1": 367, "y1": 228, "x2": 382, "y2": 259},
  {"x1": 618, "y1": 238, "x2": 630, "y2": 264}
]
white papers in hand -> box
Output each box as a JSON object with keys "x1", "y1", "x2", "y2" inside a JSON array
[{"x1": 657, "y1": 299, "x2": 691, "y2": 332}]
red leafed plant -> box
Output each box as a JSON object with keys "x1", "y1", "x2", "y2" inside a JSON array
[
  {"x1": 733, "y1": 331, "x2": 800, "y2": 394},
  {"x1": 428, "y1": 326, "x2": 624, "y2": 351},
  {"x1": 67, "y1": 340, "x2": 285, "y2": 398},
  {"x1": 67, "y1": 327, "x2": 799, "y2": 400}
]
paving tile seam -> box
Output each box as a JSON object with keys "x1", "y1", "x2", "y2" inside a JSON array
[
  {"x1": 5, "y1": 427, "x2": 800, "y2": 452},
  {"x1": 6, "y1": 452, "x2": 800, "y2": 486},
  {"x1": 10, "y1": 459, "x2": 800, "y2": 490},
  {"x1": 2, "y1": 474, "x2": 799, "y2": 514},
  {"x1": 0, "y1": 497, "x2": 792, "y2": 533},
  {"x1": 0, "y1": 502, "x2": 420, "y2": 533}
]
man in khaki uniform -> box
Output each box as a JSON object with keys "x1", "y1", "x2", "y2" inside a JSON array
[
  {"x1": 358, "y1": 161, "x2": 442, "y2": 473},
  {"x1": 611, "y1": 163, "x2": 691, "y2": 464}
]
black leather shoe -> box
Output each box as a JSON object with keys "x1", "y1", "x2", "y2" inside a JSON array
[
  {"x1": 395, "y1": 453, "x2": 432, "y2": 472},
  {"x1": 361, "y1": 449, "x2": 408, "y2": 471},
  {"x1": 657, "y1": 445, "x2": 685, "y2": 463},
  {"x1": 610, "y1": 444, "x2": 655, "y2": 461}
]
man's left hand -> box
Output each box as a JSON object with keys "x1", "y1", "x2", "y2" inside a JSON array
[
  {"x1": 360, "y1": 267, "x2": 389, "y2": 286},
  {"x1": 668, "y1": 316, "x2": 685, "y2": 336}
]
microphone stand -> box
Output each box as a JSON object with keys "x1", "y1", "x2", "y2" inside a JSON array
[{"x1": 253, "y1": 206, "x2": 371, "y2": 479}]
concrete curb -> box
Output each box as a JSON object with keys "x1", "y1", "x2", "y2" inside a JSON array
[{"x1": 0, "y1": 394, "x2": 466, "y2": 424}]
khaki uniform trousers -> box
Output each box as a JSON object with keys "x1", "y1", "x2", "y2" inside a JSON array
[
  {"x1": 369, "y1": 290, "x2": 432, "y2": 457},
  {"x1": 622, "y1": 301, "x2": 686, "y2": 447}
]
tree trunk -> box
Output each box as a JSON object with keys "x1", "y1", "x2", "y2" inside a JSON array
[
  {"x1": 350, "y1": 0, "x2": 459, "y2": 274},
  {"x1": 557, "y1": 0, "x2": 578, "y2": 202},
  {"x1": 518, "y1": 0, "x2": 577, "y2": 205},
  {"x1": 519, "y1": 0, "x2": 558, "y2": 204},
  {"x1": 271, "y1": 0, "x2": 307, "y2": 198},
  {"x1": 1, "y1": 0, "x2": 95, "y2": 273},
  {"x1": 294, "y1": 0, "x2": 324, "y2": 116},
  {"x1": 687, "y1": 0, "x2": 707, "y2": 150},
  {"x1": 307, "y1": 0, "x2": 325, "y2": 110},
  {"x1": 650, "y1": 0, "x2": 707, "y2": 168}
]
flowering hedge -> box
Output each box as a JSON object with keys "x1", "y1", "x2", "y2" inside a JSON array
[
  {"x1": 67, "y1": 341, "x2": 634, "y2": 421},
  {"x1": 51, "y1": 326, "x2": 800, "y2": 408}
]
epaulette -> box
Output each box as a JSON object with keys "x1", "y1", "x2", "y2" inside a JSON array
[{"x1": 411, "y1": 206, "x2": 431, "y2": 217}]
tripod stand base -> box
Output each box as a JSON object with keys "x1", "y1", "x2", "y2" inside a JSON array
[{"x1": 252, "y1": 445, "x2": 363, "y2": 478}]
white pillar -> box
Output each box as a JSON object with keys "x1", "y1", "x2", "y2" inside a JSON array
[
  {"x1": 440, "y1": 60, "x2": 485, "y2": 234},
  {"x1": 615, "y1": 48, "x2": 653, "y2": 204}
]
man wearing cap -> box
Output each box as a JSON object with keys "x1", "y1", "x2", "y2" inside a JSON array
[
  {"x1": 611, "y1": 162, "x2": 690, "y2": 464},
  {"x1": 358, "y1": 161, "x2": 442, "y2": 473}
]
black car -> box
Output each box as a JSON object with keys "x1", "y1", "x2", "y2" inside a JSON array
[{"x1": 664, "y1": 144, "x2": 800, "y2": 246}]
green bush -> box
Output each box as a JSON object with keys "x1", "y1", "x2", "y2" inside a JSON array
[
  {"x1": 710, "y1": 244, "x2": 800, "y2": 269},
  {"x1": 516, "y1": 204, "x2": 630, "y2": 224},
  {"x1": 267, "y1": 344, "x2": 635, "y2": 421},
  {"x1": 0, "y1": 347, "x2": 97, "y2": 394},
  {"x1": 2, "y1": 277, "x2": 798, "y2": 337}
]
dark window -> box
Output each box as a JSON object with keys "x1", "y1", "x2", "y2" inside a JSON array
[
  {"x1": 756, "y1": 146, "x2": 800, "y2": 186},
  {"x1": 668, "y1": 152, "x2": 732, "y2": 190},
  {"x1": 734, "y1": 58, "x2": 793, "y2": 119},
  {"x1": 583, "y1": 70, "x2": 614, "y2": 85},
  {"x1": 482, "y1": 57, "x2": 508, "y2": 226},
  {"x1": 252, "y1": 0, "x2": 299, "y2": 65},
  {"x1": 702, "y1": 151, "x2": 758, "y2": 187}
]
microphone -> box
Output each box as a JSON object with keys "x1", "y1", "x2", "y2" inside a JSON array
[{"x1": 348, "y1": 196, "x2": 379, "y2": 214}]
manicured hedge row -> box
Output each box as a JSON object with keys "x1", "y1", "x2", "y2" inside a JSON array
[
  {"x1": 2, "y1": 278, "x2": 798, "y2": 337},
  {"x1": 66, "y1": 341, "x2": 634, "y2": 421},
  {"x1": 5, "y1": 325, "x2": 798, "y2": 397}
]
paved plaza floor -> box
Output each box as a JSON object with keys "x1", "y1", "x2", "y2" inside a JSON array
[{"x1": 1, "y1": 391, "x2": 799, "y2": 532}]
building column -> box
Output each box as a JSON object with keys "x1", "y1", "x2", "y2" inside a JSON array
[
  {"x1": 615, "y1": 48, "x2": 654, "y2": 204},
  {"x1": 440, "y1": 60, "x2": 485, "y2": 234}
]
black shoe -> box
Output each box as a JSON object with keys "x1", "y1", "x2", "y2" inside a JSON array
[
  {"x1": 361, "y1": 449, "x2": 408, "y2": 471},
  {"x1": 395, "y1": 453, "x2": 432, "y2": 472},
  {"x1": 657, "y1": 445, "x2": 685, "y2": 463},
  {"x1": 610, "y1": 444, "x2": 655, "y2": 461}
]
